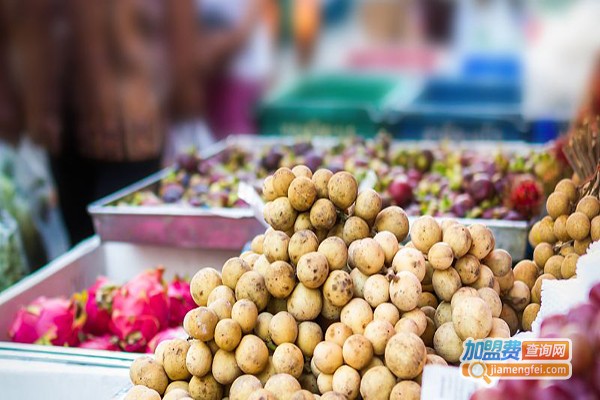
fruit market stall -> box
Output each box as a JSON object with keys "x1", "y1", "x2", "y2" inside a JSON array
[{"x1": 89, "y1": 134, "x2": 569, "y2": 258}]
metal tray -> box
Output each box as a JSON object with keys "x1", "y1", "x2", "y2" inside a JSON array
[
  {"x1": 89, "y1": 135, "x2": 537, "y2": 259},
  {"x1": 0, "y1": 236, "x2": 238, "y2": 343}
]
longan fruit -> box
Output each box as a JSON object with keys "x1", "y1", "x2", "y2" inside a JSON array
[
  {"x1": 576, "y1": 195, "x2": 600, "y2": 219},
  {"x1": 342, "y1": 216, "x2": 370, "y2": 245},
  {"x1": 553, "y1": 215, "x2": 570, "y2": 242},
  {"x1": 561, "y1": 253, "x2": 579, "y2": 279},
  {"x1": 522, "y1": 303, "x2": 540, "y2": 331},
  {"x1": 538, "y1": 218, "x2": 557, "y2": 244},
  {"x1": 232, "y1": 299, "x2": 259, "y2": 334},
  {"x1": 513, "y1": 260, "x2": 540, "y2": 289},
  {"x1": 496, "y1": 269, "x2": 514, "y2": 294},
  {"x1": 265, "y1": 261, "x2": 296, "y2": 298},
  {"x1": 574, "y1": 237, "x2": 592, "y2": 255},
  {"x1": 332, "y1": 365, "x2": 361, "y2": 400},
  {"x1": 431, "y1": 268, "x2": 461, "y2": 302},
  {"x1": 363, "y1": 274, "x2": 390, "y2": 307},
  {"x1": 294, "y1": 212, "x2": 314, "y2": 233},
  {"x1": 454, "y1": 255, "x2": 481, "y2": 285},
  {"x1": 373, "y1": 231, "x2": 400, "y2": 266},
  {"x1": 130, "y1": 357, "x2": 169, "y2": 395},
  {"x1": 327, "y1": 171, "x2": 358, "y2": 210},
  {"x1": 342, "y1": 334, "x2": 374, "y2": 370},
  {"x1": 359, "y1": 366, "x2": 396, "y2": 399},
  {"x1": 273, "y1": 343, "x2": 304, "y2": 378},
  {"x1": 265, "y1": 197, "x2": 298, "y2": 232},
  {"x1": 392, "y1": 247, "x2": 427, "y2": 280},
  {"x1": 263, "y1": 176, "x2": 278, "y2": 201},
  {"x1": 288, "y1": 230, "x2": 319, "y2": 265},
  {"x1": 505, "y1": 281, "x2": 531, "y2": 311},
  {"x1": 292, "y1": 165, "x2": 313, "y2": 178},
  {"x1": 384, "y1": 332, "x2": 427, "y2": 379},
  {"x1": 323, "y1": 270, "x2": 354, "y2": 307},
  {"x1": 235, "y1": 271, "x2": 270, "y2": 311},
  {"x1": 310, "y1": 199, "x2": 337, "y2": 231},
  {"x1": 190, "y1": 268, "x2": 222, "y2": 307},
  {"x1": 288, "y1": 283, "x2": 323, "y2": 321},
  {"x1": 442, "y1": 224, "x2": 472, "y2": 258},
  {"x1": 500, "y1": 303, "x2": 519, "y2": 336},
  {"x1": 296, "y1": 321, "x2": 323, "y2": 357},
  {"x1": 390, "y1": 380, "x2": 421, "y2": 400},
  {"x1": 255, "y1": 312, "x2": 273, "y2": 342},
  {"x1": 467, "y1": 224, "x2": 495, "y2": 259},
  {"x1": 318, "y1": 236, "x2": 348, "y2": 271},
  {"x1": 184, "y1": 307, "x2": 218, "y2": 341},
  {"x1": 235, "y1": 335, "x2": 269, "y2": 374},
  {"x1": 222, "y1": 258, "x2": 251, "y2": 290},
  {"x1": 410, "y1": 216, "x2": 442, "y2": 253},
  {"x1": 185, "y1": 341, "x2": 213, "y2": 378},
  {"x1": 544, "y1": 255, "x2": 564, "y2": 279},
  {"x1": 340, "y1": 298, "x2": 374, "y2": 334},
  {"x1": 428, "y1": 242, "x2": 454, "y2": 270},
  {"x1": 288, "y1": 177, "x2": 317, "y2": 212},
  {"x1": 533, "y1": 243, "x2": 554, "y2": 269},
  {"x1": 325, "y1": 322, "x2": 353, "y2": 347},
  {"x1": 297, "y1": 252, "x2": 329, "y2": 289},
  {"x1": 354, "y1": 189, "x2": 383, "y2": 224},
  {"x1": 374, "y1": 302, "x2": 400, "y2": 326},
  {"x1": 312, "y1": 169, "x2": 333, "y2": 199},
  {"x1": 313, "y1": 341, "x2": 344, "y2": 375},
  {"x1": 349, "y1": 268, "x2": 369, "y2": 298},
  {"x1": 531, "y1": 273, "x2": 556, "y2": 304},
  {"x1": 390, "y1": 271, "x2": 423, "y2": 311},
  {"x1": 188, "y1": 375, "x2": 222, "y2": 400},
  {"x1": 272, "y1": 167, "x2": 296, "y2": 197},
  {"x1": 348, "y1": 238, "x2": 386, "y2": 276},
  {"x1": 212, "y1": 349, "x2": 242, "y2": 385},
  {"x1": 546, "y1": 192, "x2": 570, "y2": 219},
  {"x1": 483, "y1": 249, "x2": 512, "y2": 277},
  {"x1": 373, "y1": 206, "x2": 410, "y2": 242},
  {"x1": 229, "y1": 375, "x2": 262, "y2": 400},
  {"x1": 264, "y1": 230, "x2": 291, "y2": 263},
  {"x1": 567, "y1": 212, "x2": 590, "y2": 241},
  {"x1": 363, "y1": 319, "x2": 395, "y2": 355},
  {"x1": 418, "y1": 292, "x2": 439, "y2": 309},
  {"x1": 264, "y1": 374, "x2": 301, "y2": 400},
  {"x1": 214, "y1": 319, "x2": 242, "y2": 351},
  {"x1": 269, "y1": 311, "x2": 299, "y2": 345},
  {"x1": 207, "y1": 285, "x2": 236, "y2": 307},
  {"x1": 554, "y1": 179, "x2": 577, "y2": 202},
  {"x1": 591, "y1": 215, "x2": 600, "y2": 241}
]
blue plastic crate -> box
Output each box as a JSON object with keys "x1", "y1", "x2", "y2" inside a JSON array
[{"x1": 387, "y1": 77, "x2": 529, "y2": 141}]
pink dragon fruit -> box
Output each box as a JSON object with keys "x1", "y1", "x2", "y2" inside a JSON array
[
  {"x1": 81, "y1": 276, "x2": 118, "y2": 336},
  {"x1": 9, "y1": 296, "x2": 84, "y2": 346},
  {"x1": 167, "y1": 276, "x2": 195, "y2": 327},
  {"x1": 79, "y1": 334, "x2": 120, "y2": 351},
  {"x1": 110, "y1": 268, "x2": 169, "y2": 352},
  {"x1": 146, "y1": 326, "x2": 188, "y2": 353}
]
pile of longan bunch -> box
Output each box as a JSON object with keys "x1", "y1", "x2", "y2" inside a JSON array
[
  {"x1": 522, "y1": 177, "x2": 600, "y2": 327},
  {"x1": 124, "y1": 165, "x2": 529, "y2": 400}
]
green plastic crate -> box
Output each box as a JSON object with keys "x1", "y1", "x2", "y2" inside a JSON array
[{"x1": 258, "y1": 74, "x2": 412, "y2": 137}]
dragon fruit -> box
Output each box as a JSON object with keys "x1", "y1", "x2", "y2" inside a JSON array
[
  {"x1": 110, "y1": 268, "x2": 169, "y2": 352},
  {"x1": 146, "y1": 326, "x2": 188, "y2": 353},
  {"x1": 79, "y1": 334, "x2": 120, "y2": 351},
  {"x1": 81, "y1": 276, "x2": 118, "y2": 336},
  {"x1": 505, "y1": 175, "x2": 544, "y2": 219},
  {"x1": 167, "y1": 276, "x2": 195, "y2": 327},
  {"x1": 8, "y1": 296, "x2": 84, "y2": 346}
]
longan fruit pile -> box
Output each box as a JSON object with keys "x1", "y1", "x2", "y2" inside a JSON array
[
  {"x1": 126, "y1": 165, "x2": 528, "y2": 400},
  {"x1": 520, "y1": 178, "x2": 600, "y2": 330}
]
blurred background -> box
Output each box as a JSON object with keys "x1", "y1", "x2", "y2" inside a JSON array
[{"x1": 0, "y1": 0, "x2": 599, "y2": 281}]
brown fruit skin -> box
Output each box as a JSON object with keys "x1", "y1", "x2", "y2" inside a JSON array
[
  {"x1": 327, "y1": 171, "x2": 358, "y2": 210},
  {"x1": 553, "y1": 215, "x2": 570, "y2": 242},
  {"x1": 272, "y1": 168, "x2": 296, "y2": 197},
  {"x1": 566, "y1": 212, "x2": 590, "y2": 241},
  {"x1": 354, "y1": 189, "x2": 383, "y2": 224},
  {"x1": 342, "y1": 216, "x2": 370, "y2": 245},
  {"x1": 574, "y1": 237, "x2": 592, "y2": 255},
  {"x1": 544, "y1": 255, "x2": 564, "y2": 279},
  {"x1": 288, "y1": 177, "x2": 317, "y2": 212},
  {"x1": 482, "y1": 249, "x2": 512, "y2": 277},
  {"x1": 561, "y1": 253, "x2": 579, "y2": 279},
  {"x1": 235, "y1": 335, "x2": 269, "y2": 374},
  {"x1": 288, "y1": 230, "x2": 319, "y2": 266},
  {"x1": 265, "y1": 261, "x2": 296, "y2": 299},
  {"x1": 546, "y1": 192, "x2": 570, "y2": 219},
  {"x1": 591, "y1": 215, "x2": 600, "y2": 241},
  {"x1": 576, "y1": 195, "x2": 600, "y2": 219},
  {"x1": 521, "y1": 303, "x2": 540, "y2": 331},
  {"x1": 531, "y1": 273, "x2": 556, "y2": 304},
  {"x1": 533, "y1": 243, "x2": 554, "y2": 269},
  {"x1": 309, "y1": 199, "x2": 337, "y2": 231},
  {"x1": 188, "y1": 375, "x2": 223, "y2": 400},
  {"x1": 410, "y1": 216, "x2": 442, "y2": 253},
  {"x1": 513, "y1": 260, "x2": 539, "y2": 289},
  {"x1": 443, "y1": 224, "x2": 472, "y2": 258},
  {"x1": 312, "y1": 169, "x2": 333, "y2": 199},
  {"x1": 373, "y1": 206, "x2": 409, "y2": 242},
  {"x1": 555, "y1": 179, "x2": 577, "y2": 203},
  {"x1": 130, "y1": 357, "x2": 169, "y2": 395}
]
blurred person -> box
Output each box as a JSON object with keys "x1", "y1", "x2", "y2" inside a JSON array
[
  {"x1": 200, "y1": 0, "x2": 274, "y2": 140},
  {"x1": 0, "y1": 0, "x2": 259, "y2": 245}
]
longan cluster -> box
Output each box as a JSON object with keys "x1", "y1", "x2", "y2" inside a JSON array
[
  {"x1": 126, "y1": 165, "x2": 526, "y2": 400},
  {"x1": 520, "y1": 178, "x2": 600, "y2": 330}
]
